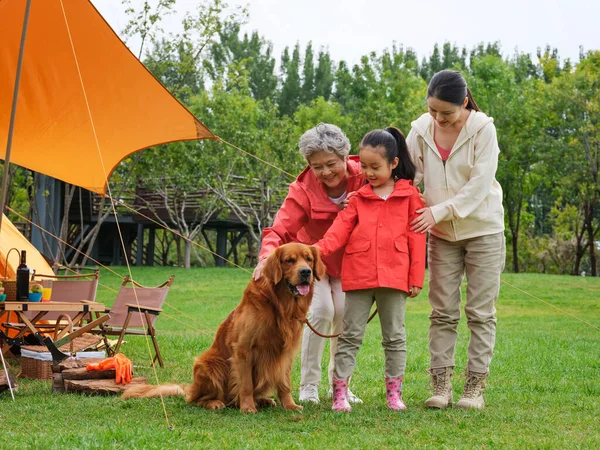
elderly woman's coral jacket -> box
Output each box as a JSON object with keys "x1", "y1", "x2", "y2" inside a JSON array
[
  {"x1": 316, "y1": 180, "x2": 426, "y2": 293},
  {"x1": 259, "y1": 156, "x2": 364, "y2": 278}
]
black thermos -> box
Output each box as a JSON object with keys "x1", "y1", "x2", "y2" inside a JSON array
[{"x1": 16, "y1": 250, "x2": 29, "y2": 300}]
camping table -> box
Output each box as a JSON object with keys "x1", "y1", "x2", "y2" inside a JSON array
[{"x1": 0, "y1": 301, "x2": 108, "y2": 356}]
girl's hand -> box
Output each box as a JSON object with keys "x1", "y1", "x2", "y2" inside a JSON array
[
  {"x1": 337, "y1": 191, "x2": 357, "y2": 210},
  {"x1": 337, "y1": 198, "x2": 350, "y2": 210},
  {"x1": 253, "y1": 258, "x2": 267, "y2": 280},
  {"x1": 410, "y1": 207, "x2": 435, "y2": 233},
  {"x1": 409, "y1": 286, "x2": 421, "y2": 298}
]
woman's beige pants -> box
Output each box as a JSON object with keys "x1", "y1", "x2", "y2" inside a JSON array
[{"x1": 428, "y1": 232, "x2": 505, "y2": 373}]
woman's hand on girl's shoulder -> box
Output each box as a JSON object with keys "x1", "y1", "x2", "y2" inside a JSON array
[
  {"x1": 410, "y1": 207, "x2": 435, "y2": 233},
  {"x1": 409, "y1": 286, "x2": 421, "y2": 298}
]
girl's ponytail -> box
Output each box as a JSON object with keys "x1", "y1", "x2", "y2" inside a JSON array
[
  {"x1": 385, "y1": 127, "x2": 416, "y2": 182},
  {"x1": 361, "y1": 127, "x2": 416, "y2": 182}
]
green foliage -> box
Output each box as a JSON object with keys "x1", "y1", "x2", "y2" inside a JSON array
[
  {"x1": 278, "y1": 44, "x2": 302, "y2": 117},
  {"x1": 314, "y1": 49, "x2": 334, "y2": 100},
  {"x1": 207, "y1": 22, "x2": 277, "y2": 100},
  {"x1": 0, "y1": 164, "x2": 33, "y2": 221}
]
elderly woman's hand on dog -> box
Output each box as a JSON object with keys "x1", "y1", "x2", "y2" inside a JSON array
[{"x1": 253, "y1": 257, "x2": 267, "y2": 280}]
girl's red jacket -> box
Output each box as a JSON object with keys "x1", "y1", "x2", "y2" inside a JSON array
[{"x1": 316, "y1": 179, "x2": 426, "y2": 293}]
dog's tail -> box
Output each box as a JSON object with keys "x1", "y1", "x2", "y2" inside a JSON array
[{"x1": 121, "y1": 383, "x2": 186, "y2": 399}]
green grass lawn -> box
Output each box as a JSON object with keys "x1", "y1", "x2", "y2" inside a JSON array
[{"x1": 1, "y1": 267, "x2": 599, "y2": 449}]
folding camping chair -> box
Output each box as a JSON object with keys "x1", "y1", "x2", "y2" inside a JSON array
[
  {"x1": 31, "y1": 269, "x2": 99, "y2": 321},
  {"x1": 90, "y1": 275, "x2": 174, "y2": 368}
]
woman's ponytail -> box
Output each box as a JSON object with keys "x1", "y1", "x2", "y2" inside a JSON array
[
  {"x1": 428, "y1": 70, "x2": 481, "y2": 112},
  {"x1": 466, "y1": 88, "x2": 481, "y2": 112}
]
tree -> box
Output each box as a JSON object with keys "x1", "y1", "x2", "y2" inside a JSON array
[
  {"x1": 207, "y1": 22, "x2": 277, "y2": 101},
  {"x1": 469, "y1": 52, "x2": 545, "y2": 272},
  {"x1": 301, "y1": 42, "x2": 315, "y2": 104},
  {"x1": 314, "y1": 49, "x2": 334, "y2": 100},
  {"x1": 199, "y1": 88, "x2": 297, "y2": 263},
  {"x1": 547, "y1": 51, "x2": 600, "y2": 275},
  {"x1": 121, "y1": 0, "x2": 248, "y2": 268},
  {"x1": 121, "y1": 0, "x2": 176, "y2": 58},
  {"x1": 278, "y1": 44, "x2": 302, "y2": 117}
]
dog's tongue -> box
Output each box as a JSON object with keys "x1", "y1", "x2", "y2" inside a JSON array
[{"x1": 296, "y1": 284, "x2": 310, "y2": 296}]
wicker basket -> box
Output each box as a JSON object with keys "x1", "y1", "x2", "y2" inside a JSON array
[
  {"x1": 20, "y1": 353, "x2": 54, "y2": 380},
  {"x1": 2, "y1": 279, "x2": 17, "y2": 301},
  {"x1": 2, "y1": 280, "x2": 39, "y2": 301},
  {"x1": 20, "y1": 333, "x2": 105, "y2": 380}
]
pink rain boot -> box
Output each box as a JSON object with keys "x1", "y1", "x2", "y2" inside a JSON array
[
  {"x1": 331, "y1": 378, "x2": 352, "y2": 412},
  {"x1": 385, "y1": 376, "x2": 407, "y2": 411}
]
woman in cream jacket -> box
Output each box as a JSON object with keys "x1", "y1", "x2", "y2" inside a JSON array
[{"x1": 407, "y1": 70, "x2": 505, "y2": 410}]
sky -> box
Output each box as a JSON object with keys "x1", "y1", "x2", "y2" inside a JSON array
[{"x1": 93, "y1": 0, "x2": 599, "y2": 66}]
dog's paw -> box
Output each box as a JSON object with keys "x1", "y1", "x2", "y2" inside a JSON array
[
  {"x1": 203, "y1": 400, "x2": 226, "y2": 410},
  {"x1": 283, "y1": 402, "x2": 303, "y2": 411},
  {"x1": 240, "y1": 404, "x2": 258, "y2": 414},
  {"x1": 256, "y1": 398, "x2": 277, "y2": 408}
]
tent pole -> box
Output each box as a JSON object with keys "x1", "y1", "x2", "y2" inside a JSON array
[
  {"x1": 0, "y1": 0, "x2": 33, "y2": 233},
  {"x1": 0, "y1": 0, "x2": 32, "y2": 401}
]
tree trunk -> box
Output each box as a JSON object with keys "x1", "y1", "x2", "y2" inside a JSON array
[
  {"x1": 585, "y1": 205, "x2": 597, "y2": 276},
  {"x1": 247, "y1": 230, "x2": 256, "y2": 267},
  {"x1": 184, "y1": 238, "x2": 192, "y2": 269},
  {"x1": 572, "y1": 238, "x2": 586, "y2": 276},
  {"x1": 176, "y1": 235, "x2": 182, "y2": 267},
  {"x1": 511, "y1": 232, "x2": 519, "y2": 273},
  {"x1": 57, "y1": 184, "x2": 76, "y2": 265}
]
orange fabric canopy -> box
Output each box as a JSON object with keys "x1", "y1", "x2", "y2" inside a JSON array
[{"x1": 0, "y1": 0, "x2": 215, "y2": 195}]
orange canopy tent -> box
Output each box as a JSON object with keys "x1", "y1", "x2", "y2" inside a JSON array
[
  {"x1": 0, "y1": 0, "x2": 218, "y2": 389},
  {"x1": 0, "y1": 0, "x2": 216, "y2": 195}
]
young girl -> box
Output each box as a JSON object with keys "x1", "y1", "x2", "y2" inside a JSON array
[
  {"x1": 407, "y1": 70, "x2": 505, "y2": 410},
  {"x1": 314, "y1": 127, "x2": 426, "y2": 412}
]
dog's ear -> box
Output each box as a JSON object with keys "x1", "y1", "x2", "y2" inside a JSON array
[
  {"x1": 311, "y1": 246, "x2": 327, "y2": 281},
  {"x1": 262, "y1": 247, "x2": 283, "y2": 285}
]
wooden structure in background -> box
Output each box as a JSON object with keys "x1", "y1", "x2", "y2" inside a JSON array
[{"x1": 29, "y1": 176, "x2": 286, "y2": 267}]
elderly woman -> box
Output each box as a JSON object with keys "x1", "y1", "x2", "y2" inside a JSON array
[{"x1": 253, "y1": 123, "x2": 364, "y2": 404}]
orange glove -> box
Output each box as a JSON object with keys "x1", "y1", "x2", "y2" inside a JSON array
[{"x1": 86, "y1": 353, "x2": 133, "y2": 385}]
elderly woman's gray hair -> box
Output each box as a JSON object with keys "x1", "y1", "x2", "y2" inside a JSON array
[{"x1": 298, "y1": 123, "x2": 351, "y2": 160}]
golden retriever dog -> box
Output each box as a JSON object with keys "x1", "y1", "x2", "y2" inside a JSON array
[{"x1": 122, "y1": 243, "x2": 325, "y2": 413}]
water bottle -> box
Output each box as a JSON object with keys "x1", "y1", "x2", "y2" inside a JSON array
[{"x1": 16, "y1": 250, "x2": 29, "y2": 300}]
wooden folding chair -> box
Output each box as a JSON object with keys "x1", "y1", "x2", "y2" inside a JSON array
[{"x1": 92, "y1": 275, "x2": 174, "y2": 368}]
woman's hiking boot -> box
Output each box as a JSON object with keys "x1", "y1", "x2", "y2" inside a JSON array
[
  {"x1": 331, "y1": 378, "x2": 352, "y2": 412},
  {"x1": 425, "y1": 367, "x2": 453, "y2": 409},
  {"x1": 385, "y1": 376, "x2": 407, "y2": 411},
  {"x1": 456, "y1": 370, "x2": 488, "y2": 410}
]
